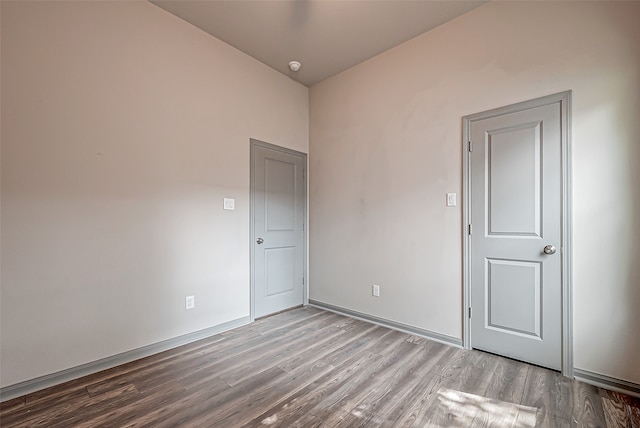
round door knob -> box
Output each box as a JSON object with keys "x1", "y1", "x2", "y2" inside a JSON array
[
  {"x1": 543, "y1": 245, "x2": 556, "y2": 255},
  {"x1": 256, "y1": 238, "x2": 264, "y2": 245}
]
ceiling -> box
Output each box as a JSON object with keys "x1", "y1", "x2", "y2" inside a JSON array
[{"x1": 150, "y1": 0, "x2": 486, "y2": 87}]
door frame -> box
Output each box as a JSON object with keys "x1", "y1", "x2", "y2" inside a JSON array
[
  {"x1": 461, "y1": 91, "x2": 573, "y2": 377},
  {"x1": 250, "y1": 138, "x2": 308, "y2": 322}
]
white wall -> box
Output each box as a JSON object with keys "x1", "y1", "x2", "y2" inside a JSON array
[
  {"x1": 309, "y1": 1, "x2": 640, "y2": 383},
  {"x1": 0, "y1": 1, "x2": 308, "y2": 387}
]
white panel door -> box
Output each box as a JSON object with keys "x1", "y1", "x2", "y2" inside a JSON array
[
  {"x1": 470, "y1": 102, "x2": 562, "y2": 370},
  {"x1": 252, "y1": 141, "x2": 306, "y2": 318}
]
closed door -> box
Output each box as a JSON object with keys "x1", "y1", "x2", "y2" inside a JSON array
[
  {"x1": 468, "y1": 98, "x2": 565, "y2": 370},
  {"x1": 251, "y1": 140, "x2": 306, "y2": 318}
]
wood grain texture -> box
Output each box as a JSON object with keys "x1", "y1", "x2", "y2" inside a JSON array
[
  {"x1": 602, "y1": 396, "x2": 629, "y2": 428},
  {"x1": 1, "y1": 306, "x2": 638, "y2": 427}
]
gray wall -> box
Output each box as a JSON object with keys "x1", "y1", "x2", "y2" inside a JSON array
[
  {"x1": 0, "y1": 1, "x2": 308, "y2": 387},
  {"x1": 309, "y1": 1, "x2": 640, "y2": 384}
]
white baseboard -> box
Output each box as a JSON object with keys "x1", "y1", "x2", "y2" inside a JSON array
[
  {"x1": 309, "y1": 299, "x2": 462, "y2": 348},
  {"x1": 574, "y1": 368, "x2": 640, "y2": 399},
  {"x1": 0, "y1": 316, "x2": 250, "y2": 403}
]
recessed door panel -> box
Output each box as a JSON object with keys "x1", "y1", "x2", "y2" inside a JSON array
[
  {"x1": 266, "y1": 159, "x2": 296, "y2": 232},
  {"x1": 265, "y1": 247, "x2": 295, "y2": 296},
  {"x1": 487, "y1": 123, "x2": 541, "y2": 237},
  {"x1": 486, "y1": 259, "x2": 541, "y2": 338}
]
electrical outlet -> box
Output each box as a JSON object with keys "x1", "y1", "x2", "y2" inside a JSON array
[
  {"x1": 372, "y1": 284, "x2": 380, "y2": 297},
  {"x1": 185, "y1": 295, "x2": 195, "y2": 310}
]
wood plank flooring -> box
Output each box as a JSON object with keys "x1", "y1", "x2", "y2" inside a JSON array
[{"x1": 1, "y1": 306, "x2": 639, "y2": 427}]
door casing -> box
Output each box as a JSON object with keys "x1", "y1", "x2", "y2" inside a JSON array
[
  {"x1": 462, "y1": 91, "x2": 573, "y2": 377},
  {"x1": 250, "y1": 138, "x2": 308, "y2": 321}
]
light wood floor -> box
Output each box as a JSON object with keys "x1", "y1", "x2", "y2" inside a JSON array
[{"x1": 1, "y1": 306, "x2": 639, "y2": 427}]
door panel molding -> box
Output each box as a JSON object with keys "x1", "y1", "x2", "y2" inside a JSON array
[
  {"x1": 250, "y1": 139, "x2": 307, "y2": 321},
  {"x1": 462, "y1": 91, "x2": 573, "y2": 377},
  {"x1": 486, "y1": 122, "x2": 542, "y2": 237},
  {"x1": 486, "y1": 258, "x2": 542, "y2": 338}
]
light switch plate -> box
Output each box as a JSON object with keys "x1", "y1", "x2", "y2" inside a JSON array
[
  {"x1": 223, "y1": 198, "x2": 235, "y2": 210},
  {"x1": 446, "y1": 193, "x2": 457, "y2": 207}
]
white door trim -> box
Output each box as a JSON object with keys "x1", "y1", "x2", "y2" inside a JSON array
[
  {"x1": 250, "y1": 139, "x2": 308, "y2": 322},
  {"x1": 462, "y1": 91, "x2": 573, "y2": 377}
]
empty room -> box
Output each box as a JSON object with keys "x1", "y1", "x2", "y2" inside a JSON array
[{"x1": 1, "y1": 0, "x2": 639, "y2": 426}]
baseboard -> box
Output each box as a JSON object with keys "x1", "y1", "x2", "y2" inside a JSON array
[
  {"x1": 574, "y1": 368, "x2": 640, "y2": 399},
  {"x1": 0, "y1": 316, "x2": 250, "y2": 403},
  {"x1": 309, "y1": 299, "x2": 462, "y2": 348}
]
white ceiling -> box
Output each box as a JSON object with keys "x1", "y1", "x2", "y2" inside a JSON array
[{"x1": 150, "y1": 0, "x2": 487, "y2": 87}]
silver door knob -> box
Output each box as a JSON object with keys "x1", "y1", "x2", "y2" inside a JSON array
[
  {"x1": 256, "y1": 238, "x2": 264, "y2": 244},
  {"x1": 543, "y1": 245, "x2": 556, "y2": 255}
]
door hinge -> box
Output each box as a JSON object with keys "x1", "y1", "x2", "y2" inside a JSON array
[
  {"x1": 303, "y1": 277, "x2": 304, "y2": 285},
  {"x1": 468, "y1": 141, "x2": 473, "y2": 152},
  {"x1": 469, "y1": 307, "x2": 472, "y2": 318},
  {"x1": 468, "y1": 224, "x2": 472, "y2": 235}
]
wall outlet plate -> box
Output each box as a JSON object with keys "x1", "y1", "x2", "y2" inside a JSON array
[
  {"x1": 185, "y1": 295, "x2": 195, "y2": 310},
  {"x1": 372, "y1": 284, "x2": 380, "y2": 297}
]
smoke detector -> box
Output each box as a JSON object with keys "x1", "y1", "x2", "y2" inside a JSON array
[{"x1": 288, "y1": 61, "x2": 301, "y2": 72}]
